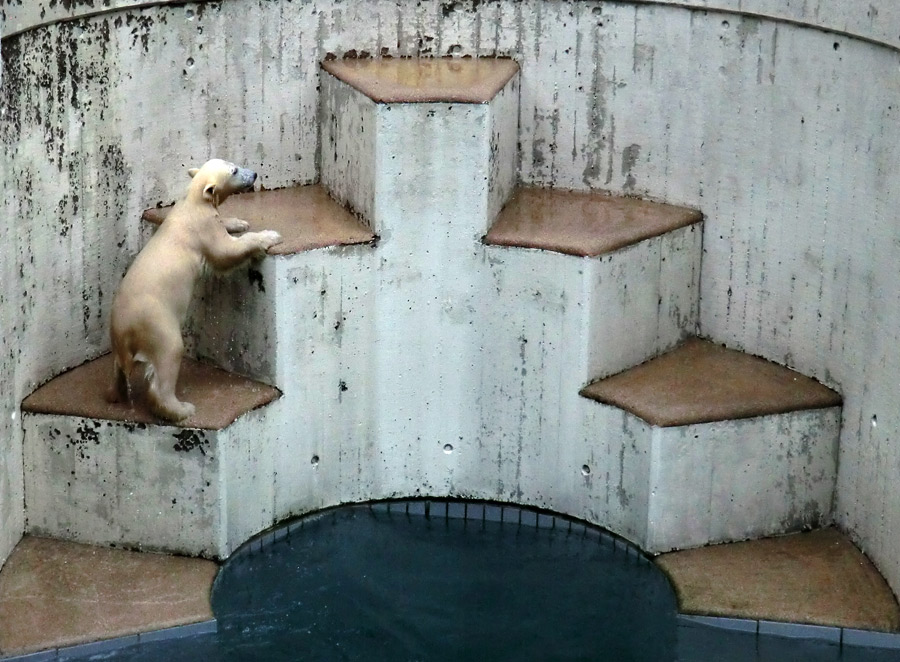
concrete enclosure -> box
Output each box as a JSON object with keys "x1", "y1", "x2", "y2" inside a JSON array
[{"x1": 2, "y1": 0, "x2": 899, "y2": 598}]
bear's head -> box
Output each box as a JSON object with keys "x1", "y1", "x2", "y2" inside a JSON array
[{"x1": 187, "y1": 159, "x2": 257, "y2": 206}]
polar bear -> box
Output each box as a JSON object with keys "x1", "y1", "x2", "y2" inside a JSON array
[{"x1": 106, "y1": 159, "x2": 282, "y2": 422}]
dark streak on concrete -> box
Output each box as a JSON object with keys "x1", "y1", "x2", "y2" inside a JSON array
[
  {"x1": 621, "y1": 143, "x2": 640, "y2": 192},
  {"x1": 173, "y1": 429, "x2": 209, "y2": 456},
  {"x1": 247, "y1": 268, "x2": 265, "y2": 293}
]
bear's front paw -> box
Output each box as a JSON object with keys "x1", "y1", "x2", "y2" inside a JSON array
[
  {"x1": 258, "y1": 230, "x2": 283, "y2": 250},
  {"x1": 224, "y1": 218, "x2": 250, "y2": 234}
]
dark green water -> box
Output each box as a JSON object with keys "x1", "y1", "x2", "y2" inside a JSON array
[
  {"x1": 63, "y1": 501, "x2": 900, "y2": 662},
  {"x1": 210, "y1": 502, "x2": 676, "y2": 661}
]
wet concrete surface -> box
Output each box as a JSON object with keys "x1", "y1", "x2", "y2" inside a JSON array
[
  {"x1": 485, "y1": 186, "x2": 702, "y2": 257},
  {"x1": 657, "y1": 527, "x2": 900, "y2": 631},
  {"x1": 0, "y1": 536, "x2": 216, "y2": 657},
  {"x1": 581, "y1": 337, "x2": 842, "y2": 426},
  {"x1": 321, "y1": 57, "x2": 519, "y2": 104},
  {"x1": 22, "y1": 354, "x2": 280, "y2": 430},
  {"x1": 143, "y1": 185, "x2": 375, "y2": 256}
]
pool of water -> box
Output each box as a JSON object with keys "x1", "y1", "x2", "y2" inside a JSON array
[{"x1": 64, "y1": 500, "x2": 900, "y2": 662}]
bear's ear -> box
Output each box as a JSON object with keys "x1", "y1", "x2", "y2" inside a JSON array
[
  {"x1": 203, "y1": 183, "x2": 217, "y2": 202},
  {"x1": 188, "y1": 168, "x2": 200, "y2": 178}
]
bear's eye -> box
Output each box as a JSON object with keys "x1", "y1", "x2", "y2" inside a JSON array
[{"x1": 231, "y1": 167, "x2": 238, "y2": 175}]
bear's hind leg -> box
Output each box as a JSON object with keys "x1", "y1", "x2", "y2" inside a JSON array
[
  {"x1": 105, "y1": 353, "x2": 131, "y2": 404},
  {"x1": 146, "y1": 338, "x2": 195, "y2": 423}
]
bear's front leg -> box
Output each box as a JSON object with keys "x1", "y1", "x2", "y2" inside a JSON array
[{"x1": 205, "y1": 230, "x2": 284, "y2": 272}]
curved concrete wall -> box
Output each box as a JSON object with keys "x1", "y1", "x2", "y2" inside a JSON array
[
  {"x1": 2, "y1": 0, "x2": 899, "y2": 595},
  {"x1": 5, "y1": 0, "x2": 900, "y2": 48}
]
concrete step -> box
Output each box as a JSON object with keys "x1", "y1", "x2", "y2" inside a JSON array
[
  {"x1": 22, "y1": 354, "x2": 279, "y2": 430},
  {"x1": 143, "y1": 184, "x2": 375, "y2": 387},
  {"x1": 475, "y1": 188, "x2": 703, "y2": 536},
  {"x1": 657, "y1": 527, "x2": 900, "y2": 632},
  {"x1": 298, "y1": 56, "x2": 523, "y2": 515},
  {"x1": 580, "y1": 336, "x2": 842, "y2": 426},
  {"x1": 578, "y1": 338, "x2": 842, "y2": 553},
  {"x1": 320, "y1": 56, "x2": 519, "y2": 234},
  {"x1": 144, "y1": 180, "x2": 380, "y2": 521},
  {"x1": 485, "y1": 186, "x2": 701, "y2": 257},
  {"x1": 321, "y1": 57, "x2": 519, "y2": 104},
  {"x1": 19, "y1": 185, "x2": 375, "y2": 559},
  {"x1": 0, "y1": 536, "x2": 216, "y2": 657},
  {"x1": 21, "y1": 356, "x2": 282, "y2": 558},
  {"x1": 481, "y1": 187, "x2": 702, "y2": 399},
  {"x1": 142, "y1": 183, "x2": 375, "y2": 254}
]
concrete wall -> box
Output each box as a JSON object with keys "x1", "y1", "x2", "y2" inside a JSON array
[
  {"x1": 2, "y1": 0, "x2": 899, "y2": 595},
  {"x1": 5, "y1": 0, "x2": 900, "y2": 47}
]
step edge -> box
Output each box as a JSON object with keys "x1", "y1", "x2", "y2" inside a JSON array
[
  {"x1": 578, "y1": 390, "x2": 843, "y2": 428},
  {"x1": 320, "y1": 56, "x2": 520, "y2": 104}
]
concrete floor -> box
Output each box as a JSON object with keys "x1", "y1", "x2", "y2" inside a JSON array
[
  {"x1": 0, "y1": 536, "x2": 216, "y2": 657},
  {"x1": 0, "y1": 526, "x2": 897, "y2": 657},
  {"x1": 657, "y1": 527, "x2": 900, "y2": 631}
]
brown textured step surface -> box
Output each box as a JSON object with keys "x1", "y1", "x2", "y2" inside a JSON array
[
  {"x1": 321, "y1": 57, "x2": 519, "y2": 103},
  {"x1": 143, "y1": 184, "x2": 374, "y2": 255},
  {"x1": 657, "y1": 528, "x2": 900, "y2": 631},
  {"x1": 0, "y1": 536, "x2": 216, "y2": 656},
  {"x1": 22, "y1": 354, "x2": 280, "y2": 430},
  {"x1": 580, "y1": 337, "x2": 841, "y2": 427},
  {"x1": 485, "y1": 187, "x2": 702, "y2": 257}
]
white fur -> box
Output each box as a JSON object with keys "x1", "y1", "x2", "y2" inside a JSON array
[{"x1": 106, "y1": 159, "x2": 283, "y2": 422}]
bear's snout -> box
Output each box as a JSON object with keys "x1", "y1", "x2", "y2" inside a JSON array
[{"x1": 235, "y1": 167, "x2": 257, "y2": 192}]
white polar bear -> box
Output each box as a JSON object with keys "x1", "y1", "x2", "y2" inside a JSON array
[{"x1": 106, "y1": 159, "x2": 282, "y2": 422}]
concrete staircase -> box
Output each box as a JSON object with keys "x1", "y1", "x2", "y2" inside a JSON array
[
  {"x1": 581, "y1": 337, "x2": 842, "y2": 553},
  {"x1": 20, "y1": 57, "x2": 841, "y2": 560}
]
